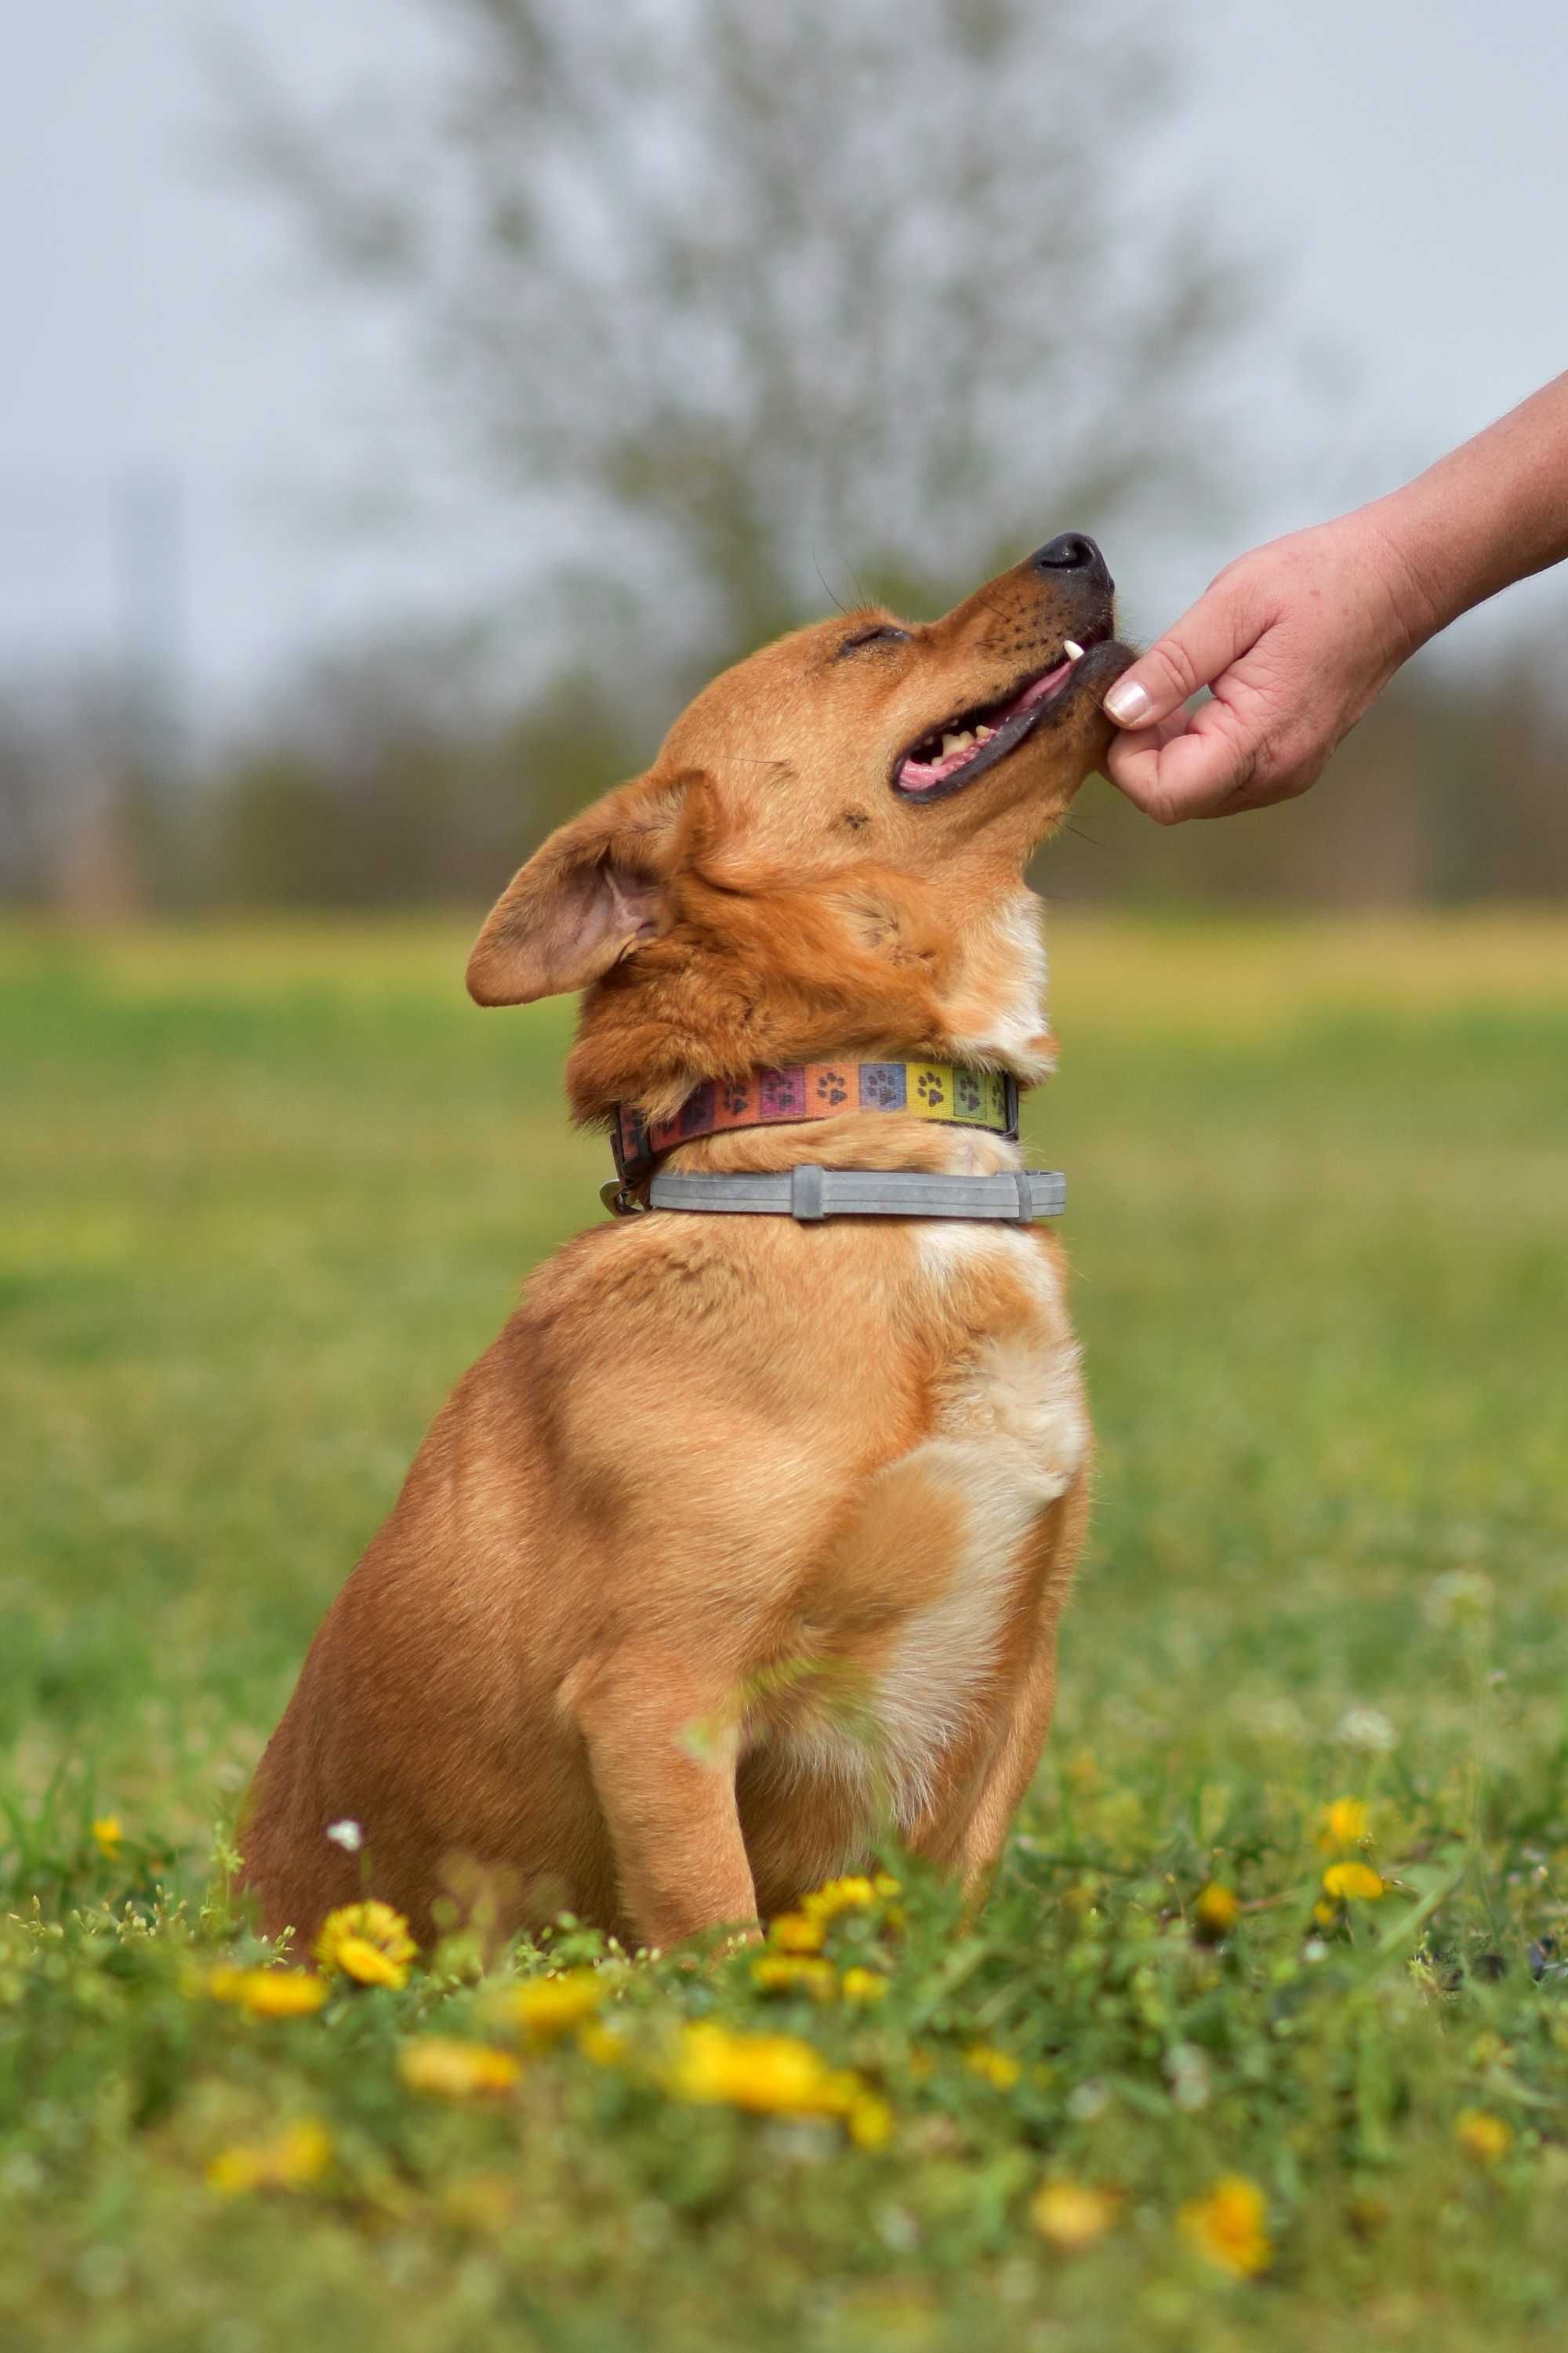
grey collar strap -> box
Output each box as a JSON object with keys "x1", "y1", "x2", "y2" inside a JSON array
[{"x1": 644, "y1": 1165, "x2": 1065, "y2": 1223}]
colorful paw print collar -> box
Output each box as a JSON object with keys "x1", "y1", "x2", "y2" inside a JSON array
[{"x1": 611, "y1": 1061, "x2": 1021, "y2": 1186}]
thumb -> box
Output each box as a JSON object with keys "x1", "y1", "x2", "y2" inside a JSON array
[{"x1": 1102, "y1": 583, "x2": 1256, "y2": 730}]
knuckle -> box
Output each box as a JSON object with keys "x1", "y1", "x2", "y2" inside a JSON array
[
  {"x1": 1232, "y1": 735, "x2": 1268, "y2": 791},
  {"x1": 1144, "y1": 784, "x2": 1186, "y2": 826},
  {"x1": 1153, "y1": 640, "x2": 1203, "y2": 703}
]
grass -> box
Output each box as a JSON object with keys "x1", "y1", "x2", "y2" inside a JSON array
[{"x1": 2, "y1": 908, "x2": 1566, "y2": 2352}]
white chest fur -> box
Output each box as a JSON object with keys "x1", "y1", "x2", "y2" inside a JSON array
[
  {"x1": 765, "y1": 1225, "x2": 1087, "y2": 1832},
  {"x1": 947, "y1": 894, "x2": 1056, "y2": 1085},
  {"x1": 873, "y1": 1226, "x2": 1086, "y2": 1819}
]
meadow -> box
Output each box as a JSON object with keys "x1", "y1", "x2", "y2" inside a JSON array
[{"x1": 2, "y1": 909, "x2": 1566, "y2": 2353}]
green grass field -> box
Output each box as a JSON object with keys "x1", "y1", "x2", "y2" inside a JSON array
[{"x1": 3, "y1": 911, "x2": 1566, "y2": 2352}]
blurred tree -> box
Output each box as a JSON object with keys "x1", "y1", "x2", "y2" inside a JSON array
[{"x1": 227, "y1": 0, "x2": 1248, "y2": 695}]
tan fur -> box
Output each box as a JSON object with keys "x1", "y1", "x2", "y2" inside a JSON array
[{"x1": 240, "y1": 546, "x2": 1131, "y2": 1953}]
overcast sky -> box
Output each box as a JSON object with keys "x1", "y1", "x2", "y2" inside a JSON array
[{"x1": 3, "y1": 1, "x2": 1566, "y2": 729}]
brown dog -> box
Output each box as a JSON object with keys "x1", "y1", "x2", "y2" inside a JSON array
[{"x1": 240, "y1": 534, "x2": 1132, "y2": 1954}]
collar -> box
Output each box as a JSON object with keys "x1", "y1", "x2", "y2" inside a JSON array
[
  {"x1": 610, "y1": 1059, "x2": 1020, "y2": 1187},
  {"x1": 641, "y1": 1165, "x2": 1064, "y2": 1222}
]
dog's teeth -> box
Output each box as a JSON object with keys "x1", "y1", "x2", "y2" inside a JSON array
[
  {"x1": 941, "y1": 730, "x2": 975, "y2": 757},
  {"x1": 1064, "y1": 639, "x2": 1085, "y2": 662},
  {"x1": 975, "y1": 724, "x2": 994, "y2": 742}
]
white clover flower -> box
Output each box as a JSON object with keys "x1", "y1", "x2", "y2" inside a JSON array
[
  {"x1": 325, "y1": 1819, "x2": 363, "y2": 1853},
  {"x1": 1334, "y1": 1705, "x2": 1396, "y2": 1754},
  {"x1": 1163, "y1": 2043, "x2": 1211, "y2": 2112},
  {"x1": 1422, "y1": 1570, "x2": 1495, "y2": 1629}
]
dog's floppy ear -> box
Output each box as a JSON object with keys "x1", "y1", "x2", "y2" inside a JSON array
[{"x1": 466, "y1": 772, "x2": 698, "y2": 1007}]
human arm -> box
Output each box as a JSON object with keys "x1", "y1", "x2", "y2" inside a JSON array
[{"x1": 1102, "y1": 371, "x2": 1568, "y2": 822}]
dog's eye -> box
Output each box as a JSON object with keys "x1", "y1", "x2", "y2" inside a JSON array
[{"x1": 837, "y1": 624, "x2": 912, "y2": 656}]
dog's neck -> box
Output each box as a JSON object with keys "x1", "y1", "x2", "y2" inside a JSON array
[{"x1": 566, "y1": 881, "x2": 1054, "y2": 1131}]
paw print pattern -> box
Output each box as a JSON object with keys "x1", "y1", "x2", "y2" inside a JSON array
[
  {"x1": 758, "y1": 1067, "x2": 807, "y2": 1118},
  {"x1": 916, "y1": 1069, "x2": 947, "y2": 1109},
  {"x1": 678, "y1": 1081, "x2": 717, "y2": 1137},
  {"x1": 814, "y1": 1067, "x2": 848, "y2": 1108},
  {"x1": 722, "y1": 1081, "x2": 752, "y2": 1117},
  {"x1": 954, "y1": 1069, "x2": 984, "y2": 1118},
  {"x1": 858, "y1": 1063, "x2": 906, "y2": 1111}
]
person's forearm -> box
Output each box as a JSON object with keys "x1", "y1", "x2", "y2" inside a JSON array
[{"x1": 1368, "y1": 371, "x2": 1568, "y2": 652}]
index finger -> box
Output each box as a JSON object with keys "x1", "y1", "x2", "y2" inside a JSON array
[
  {"x1": 1101, "y1": 710, "x2": 1192, "y2": 817},
  {"x1": 1104, "y1": 699, "x2": 1261, "y2": 823}
]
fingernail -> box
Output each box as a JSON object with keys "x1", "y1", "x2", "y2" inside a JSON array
[{"x1": 1102, "y1": 678, "x2": 1151, "y2": 725}]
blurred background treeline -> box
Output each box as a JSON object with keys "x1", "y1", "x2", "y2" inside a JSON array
[{"x1": 3, "y1": 0, "x2": 1566, "y2": 920}]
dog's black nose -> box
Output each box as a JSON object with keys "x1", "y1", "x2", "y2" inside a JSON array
[{"x1": 1032, "y1": 532, "x2": 1111, "y2": 592}]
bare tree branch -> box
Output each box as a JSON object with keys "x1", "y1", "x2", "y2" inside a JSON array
[{"x1": 224, "y1": 0, "x2": 1258, "y2": 687}]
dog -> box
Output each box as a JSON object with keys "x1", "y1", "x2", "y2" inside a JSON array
[{"x1": 239, "y1": 533, "x2": 1133, "y2": 1955}]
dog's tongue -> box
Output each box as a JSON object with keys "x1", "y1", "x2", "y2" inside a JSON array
[{"x1": 898, "y1": 655, "x2": 1077, "y2": 792}]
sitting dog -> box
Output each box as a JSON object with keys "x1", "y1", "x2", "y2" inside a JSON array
[{"x1": 240, "y1": 533, "x2": 1132, "y2": 1953}]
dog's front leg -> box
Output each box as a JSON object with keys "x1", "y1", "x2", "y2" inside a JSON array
[
  {"x1": 953, "y1": 1468, "x2": 1091, "y2": 1901},
  {"x1": 569, "y1": 1644, "x2": 758, "y2": 1951},
  {"x1": 904, "y1": 1469, "x2": 1088, "y2": 1906}
]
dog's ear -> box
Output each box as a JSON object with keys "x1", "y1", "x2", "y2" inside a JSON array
[{"x1": 466, "y1": 773, "x2": 699, "y2": 1007}]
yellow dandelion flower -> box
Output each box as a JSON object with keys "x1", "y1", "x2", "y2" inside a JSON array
[
  {"x1": 768, "y1": 1910, "x2": 826, "y2": 1955},
  {"x1": 840, "y1": 1966, "x2": 889, "y2": 2005},
  {"x1": 848, "y1": 2092, "x2": 895, "y2": 2148},
  {"x1": 1031, "y1": 2179, "x2": 1120, "y2": 2252},
  {"x1": 208, "y1": 1966, "x2": 326, "y2": 2019},
  {"x1": 1178, "y1": 2175, "x2": 1272, "y2": 2279},
  {"x1": 801, "y1": 1876, "x2": 879, "y2": 1923},
  {"x1": 752, "y1": 1954, "x2": 838, "y2": 2001},
  {"x1": 91, "y1": 1816, "x2": 122, "y2": 1858},
  {"x1": 1192, "y1": 1883, "x2": 1240, "y2": 1941},
  {"x1": 495, "y1": 1970, "x2": 605, "y2": 2040},
  {"x1": 1454, "y1": 2108, "x2": 1512, "y2": 2164},
  {"x1": 1316, "y1": 1797, "x2": 1370, "y2": 1850},
  {"x1": 577, "y1": 2019, "x2": 631, "y2": 2068},
  {"x1": 398, "y1": 2038, "x2": 520, "y2": 2098},
  {"x1": 1322, "y1": 1861, "x2": 1384, "y2": 1904},
  {"x1": 206, "y1": 2119, "x2": 332, "y2": 2197},
  {"x1": 663, "y1": 2023, "x2": 862, "y2": 2120},
  {"x1": 964, "y1": 2044, "x2": 1022, "y2": 2091},
  {"x1": 314, "y1": 1901, "x2": 416, "y2": 1988},
  {"x1": 338, "y1": 1935, "x2": 407, "y2": 1987},
  {"x1": 1312, "y1": 1899, "x2": 1339, "y2": 1930}
]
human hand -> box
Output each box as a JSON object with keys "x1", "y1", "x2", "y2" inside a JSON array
[{"x1": 1101, "y1": 514, "x2": 1436, "y2": 822}]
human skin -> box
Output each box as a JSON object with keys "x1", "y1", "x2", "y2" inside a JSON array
[{"x1": 1102, "y1": 371, "x2": 1568, "y2": 823}]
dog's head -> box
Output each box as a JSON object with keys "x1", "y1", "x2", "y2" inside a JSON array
[{"x1": 469, "y1": 537, "x2": 1131, "y2": 1120}]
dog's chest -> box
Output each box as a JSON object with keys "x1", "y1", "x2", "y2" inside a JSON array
[{"x1": 775, "y1": 1225, "x2": 1087, "y2": 1828}]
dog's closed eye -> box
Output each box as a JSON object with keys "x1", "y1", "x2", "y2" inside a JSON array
[{"x1": 837, "y1": 624, "x2": 912, "y2": 656}]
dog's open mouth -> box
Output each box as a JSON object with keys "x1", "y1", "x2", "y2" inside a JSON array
[{"x1": 892, "y1": 623, "x2": 1113, "y2": 799}]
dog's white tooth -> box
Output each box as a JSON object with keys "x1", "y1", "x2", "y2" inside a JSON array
[
  {"x1": 941, "y1": 730, "x2": 975, "y2": 757},
  {"x1": 975, "y1": 724, "x2": 994, "y2": 741},
  {"x1": 1064, "y1": 639, "x2": 1085, "y2": 662}
]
